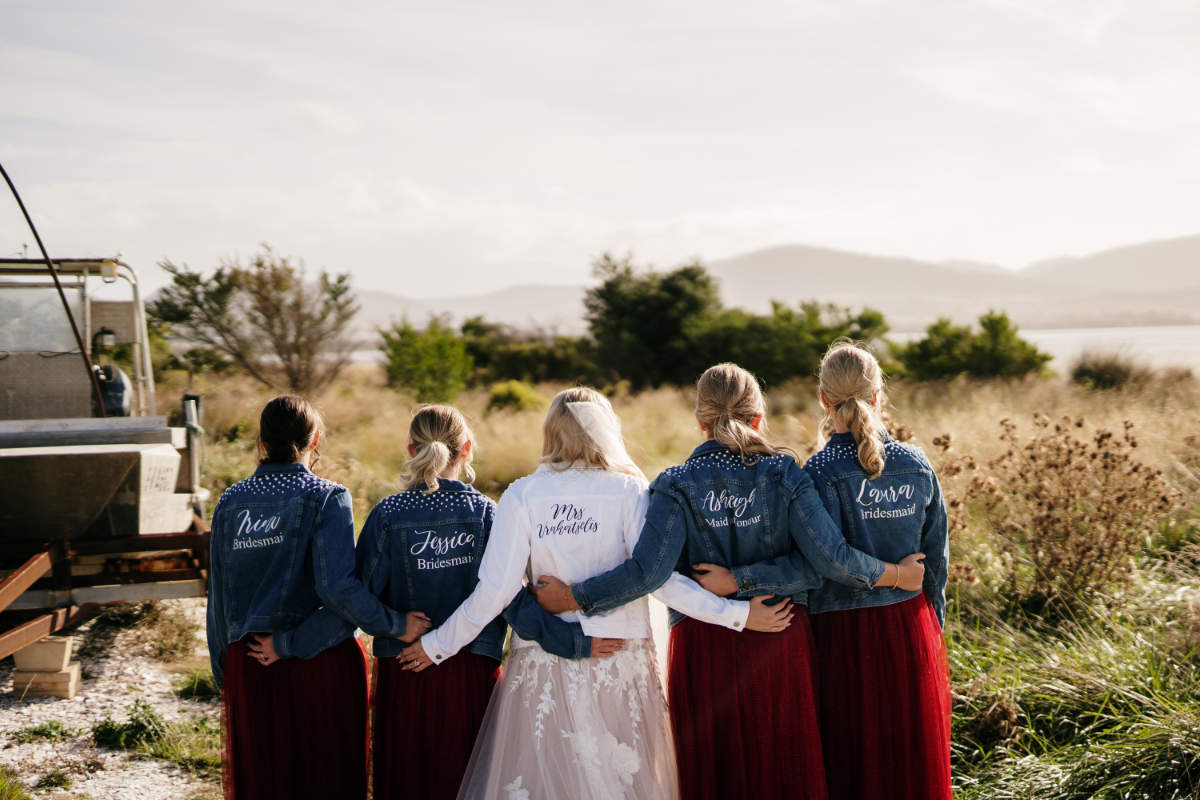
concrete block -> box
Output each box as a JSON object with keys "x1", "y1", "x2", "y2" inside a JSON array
[
  {"x1": 12, "y1": 661, "x2": 82, "y2": 700},
  {"x1": 12, "y1": 636, "x2": 74, "y2": 673}
]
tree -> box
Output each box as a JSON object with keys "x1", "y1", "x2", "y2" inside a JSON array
[
  {"x1": 583, "y1": 253, "x2": 721, "y2": 388},
  {"x1": 379, "y1": 316, "x2": 473, "y2": 402},
  {"x1": 895, "y1": 310, "x2": 1051, "y2": 380},
  {"x1": 149, "y1": 247, "x2": 359, "y2": 393},
  {"x1": 689, "y1": 301, "x2": 889, "y2": 386}
]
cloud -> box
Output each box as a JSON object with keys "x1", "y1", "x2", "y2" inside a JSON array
[{"x1": 288, "y1": 101, "x2": 362, "y2": 137}]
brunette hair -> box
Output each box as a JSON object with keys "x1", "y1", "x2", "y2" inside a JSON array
[
  {"x1": 258, "y1": 395, "x2": 323, "y2": 466},
  {"x1": 539, "y1": 387, "x2": 643, "y2": 479},
  {"x1": 818, "y1": 341, "x2": 887, "y2": 479},
  {"x1": 401, "y1": 405, "x2": 476, "y2": 493},
  {"x1": 695, "y1": 363, "x2": 796, "y2": 463}
]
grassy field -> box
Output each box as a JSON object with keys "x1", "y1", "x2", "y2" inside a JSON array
[{"x1": 162, "y1": 366, "x2": 1200, "y2": 798}]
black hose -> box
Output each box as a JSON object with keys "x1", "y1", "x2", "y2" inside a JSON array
[{"x1": 0, "y1": 160, "x2": 107, "y2": 417}]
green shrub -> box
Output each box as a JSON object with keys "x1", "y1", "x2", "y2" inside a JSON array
[
  {"x1": 92, "y1": 700, "x2": 167, "y2": 750},
  {"x1": 92, "y1": 701, "x2": 220, "y2": 776},
  {"x1": 174, "y1": 667, "x2": 220, "y2": 702},
  {"x1": 380, "y1": 316, "x2": 473, "y2": 402},
  {"x1": 486, "y1": 381, "x2": 547, "y2": 415},
  {"x1": 462, "y1": 317, "x2": 600, "y2": 384},
  {"x1": 896, "y1": 310, "x2": 1051, "y2": 380},
  {"x1": 34, "y1": 771, "x2": 70, "y2": 790},
  {"x1": 1070, "y1": 351, "x2": 1151, "y2": 390},
  {"x1": 11, "y1": 720, "x2": 75, "y2": 743}
]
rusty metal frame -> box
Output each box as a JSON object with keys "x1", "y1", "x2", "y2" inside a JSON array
[{"x1": 0, "y1": 519, "x2": 209, "y2": 660}]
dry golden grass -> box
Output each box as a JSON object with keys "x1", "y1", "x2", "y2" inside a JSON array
[{"x1": 157, "y1": 366, "x2": 1200, "y2": 528}]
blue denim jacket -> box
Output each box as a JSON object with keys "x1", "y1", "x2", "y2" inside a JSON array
[
  {"x1": 805, "y1": 433, "x2": 949, "y2": 626},
  {"x1": 205, "y1": 462, "x2": 409, "y2": 687},
  {"x1": 571, "y1": 440, "x2": 887, "y2": 625}
]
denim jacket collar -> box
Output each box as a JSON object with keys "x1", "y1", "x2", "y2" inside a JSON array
[
  {"x1": 687, "y1": 439, "x2": 727, "y2": 460},
  {"x1": 827, "y1": 431, "x2": 892, "y2": 447},
  {"x1": 252, "y1": 461, "x2": 313, "y2": 477},
  {"x1": 428, "y1": 478, "x2": 475, "y2": 493}
]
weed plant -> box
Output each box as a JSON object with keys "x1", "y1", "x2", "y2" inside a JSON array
[
  {"x1": 34, "y1": 770, "x2": 70, "y2": 790},
  {"x1": 939, "y1": 414, "x2": 1181, "y2": 613},
  {"x1": 92, "y1": 701, "x2": 220, "y2": 776},
  {"x1": 174, "y1": 667, "x2": 220, "y2": 702},
  {"x1": 11, "y1": 720, "x2": 76, "y2": 743},
  {"x1": 0, "y1": 766, "x2": 29, "y2": 800}
]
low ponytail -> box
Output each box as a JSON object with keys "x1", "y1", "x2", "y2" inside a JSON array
[
  {"x1": 400, "y1": 405, "x2": 476, "y2": 494},
  {"x1": 407, "y1": 440, "x2": 454, "y2": 494},
  {"x1": 819, "y1": 342, "x2": 887, "y2": 479},
  {"x1": 696, "y1": 363, "x2": 797, "y2": 464}
]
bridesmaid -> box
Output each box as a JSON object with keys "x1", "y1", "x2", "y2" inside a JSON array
[
  {"x1": 206, "y1": 395, "x2": 426, "y2": 800},
  {"x1": 806, "y1": 342, "x2": 951, "y2": 800}
]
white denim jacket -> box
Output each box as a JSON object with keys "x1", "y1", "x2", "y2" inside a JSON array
[{"x1": 421, "y1": 464, "x2": 750, "y2": 664}]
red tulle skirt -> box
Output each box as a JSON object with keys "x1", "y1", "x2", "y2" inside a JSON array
[
  {"x1": 371, "y1": 650, "x2": 499, "y2": 800},
  {"x1": 809, "y1": 594, "x2": 952, "y2": 800},
  {"x1": 668, "y1": 609, "x2": 829, "y2": 800},
  {"x1": 221, "y1": 636, "x2": 369, "y2": 800}
]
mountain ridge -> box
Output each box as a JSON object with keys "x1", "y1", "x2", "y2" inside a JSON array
[{"x1": 350, "y1": 233, "x2": 1200, "y2": 336}]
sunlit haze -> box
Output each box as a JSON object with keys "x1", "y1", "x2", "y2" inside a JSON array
[{"x1": 3, "y1": 0, "x2": 1198, "y2": 295}]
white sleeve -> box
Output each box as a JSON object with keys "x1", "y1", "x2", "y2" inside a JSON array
[
  {"x1": 421, "y1": 484, "x2": 531, "y2": 664},
  {"x1": 624, "y1": 483, "x2": 749, "y2": 632},
  {"x1": 651, "y1": 573, "x2": 750, "y2": 631}
]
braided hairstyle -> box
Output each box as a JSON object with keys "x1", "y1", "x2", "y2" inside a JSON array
[{"x1": 818, "y1": 341, "x2": 887, "y2": 479}]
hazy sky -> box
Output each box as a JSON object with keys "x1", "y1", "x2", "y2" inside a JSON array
[{"x1": 3, "y1": 0, "x2": 1198, "y2": 296}]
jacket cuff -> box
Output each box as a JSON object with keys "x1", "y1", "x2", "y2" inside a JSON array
[
  {"x1": 731, "y1": 565, "x2": 757, "y2": 593},
  {"x1": 274, "y1": 629, "x2": 294, "y2": 659},
  {"x1": 571, "y1": 582, "x2": 593, "y2": 615},
  {"x1": 420, "y1": 631, "x2": 452, "y2": 666},
  {"x1": 867, "y1": 558, "x2": 887, "y2": 587},
  {"x1": 725, "y1": 601, "x2": 750, "y2": 632},
  {"x1": 575, "y1": 631, "x2": 592, "y2": 659}
]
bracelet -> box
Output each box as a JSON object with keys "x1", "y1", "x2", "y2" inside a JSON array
[{"x1": 891, "y1": 564, "x2": 901, "y2": 589}]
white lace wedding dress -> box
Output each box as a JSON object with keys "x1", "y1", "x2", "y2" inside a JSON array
[{"x1": 457, "y1": 635, "x2": 678, "y2": 799}]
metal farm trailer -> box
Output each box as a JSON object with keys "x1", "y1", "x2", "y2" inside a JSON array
[{"x1": 0, "y1": 258, "x2": 210, "y2": 660}]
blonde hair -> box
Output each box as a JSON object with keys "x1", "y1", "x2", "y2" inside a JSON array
[
  {"x1": 402, "y1": 405, "x2": 476, "y2": 494},
  {"x1": 695, "y1": 363, "x2": 796, "y2": 463},
  {"x1": 539, "y1": 387, "x2": 644, "y2": 479},
  {"x1": 818, "y1": 341, "x2": 887, "y2": 479}
]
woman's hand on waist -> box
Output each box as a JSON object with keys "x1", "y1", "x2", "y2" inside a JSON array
[
  {"x1": 398, "y1": 611, "x2": 432, "y2": 643},
  {"x1": 692, "y1": 563, "x2": 737, "y2": 596},
  {"x1": 887, "y1": 553, "x2": 926, "y2": 592},
  {"x1": 745, "y1": 595, "x2": 794, "y2": 633},
  {"x1": 590, "y1": 638, "x2": 625, "y2": 658},
  {"x1": 398, "y1": 640, "x2": 434, "y2": 672},
  {"x1": 248, "y1": 632, "x2": 280, "y2": 666},
  {"x1": 532, "y1": 575, "x2": 580, "y2": 613}
]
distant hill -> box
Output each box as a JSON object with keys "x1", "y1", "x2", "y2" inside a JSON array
[
  {"x1": 1022, "y1": 233, "x2": 1200, "y2": 294},
  {"x1": 349, "y1": 234, "x2": 1200, "y2": 338}
]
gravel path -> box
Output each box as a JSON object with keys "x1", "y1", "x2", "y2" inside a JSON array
[{"x1": 0, "y1": 599, "x2": 220, "y2": 800}]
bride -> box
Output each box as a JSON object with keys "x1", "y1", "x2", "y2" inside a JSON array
[{"x1": 397, "y1": 387, "x2": 791, "y2": 799}]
